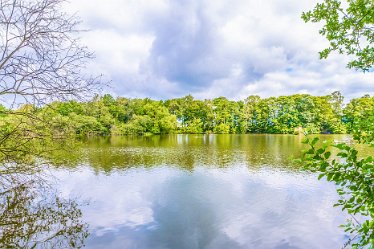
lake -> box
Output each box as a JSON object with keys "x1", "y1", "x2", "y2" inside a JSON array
[{"x1": 47, "y1": 134, "x2": 371, "y2": 248}]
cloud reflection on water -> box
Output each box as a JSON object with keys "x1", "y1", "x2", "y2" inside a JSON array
[{"x1": 54, "y1": 165, "x2": 348, "y2": 249}]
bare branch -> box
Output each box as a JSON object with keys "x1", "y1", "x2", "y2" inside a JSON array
[{"x1": 0, "y1": 0, "x2": 102, "y2": 106}]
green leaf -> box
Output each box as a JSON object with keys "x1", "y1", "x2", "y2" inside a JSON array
[
  {"x1": 337, "y1": 152, "x2": 348, "y2": 158},
  {"x1": 318, "y1": 173, "x2": 325, "y2": 180},
  {"x1": 311, "y1": 137, "x2": 319, "y2": 146},
  {"x1": 324, "y1": 151, "x2": 331, "y2": 159}
]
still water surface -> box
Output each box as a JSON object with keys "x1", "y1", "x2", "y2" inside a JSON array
[{"x1": 52, "y1": 134, "x2": 371, "y2": 249}]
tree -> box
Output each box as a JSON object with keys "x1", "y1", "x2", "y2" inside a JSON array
[
  {"x1": 302, "y1": 1, "x2": 374, "y2": 247},
  {"x1": 302, "y1": 0, "x2": 374, "y2": 71},
  {"x1": 0, "y1": 0, "x2": 101, "y2": 106},
  {"x1": 0, "y1": 1, "x2": 98, "y2": 247},
  {"x1": 344, "y1": 95, "x2": 374, "y2": 144},
  {"x1": 0, "y1": 0, "x2": 101, "y2": 161}
]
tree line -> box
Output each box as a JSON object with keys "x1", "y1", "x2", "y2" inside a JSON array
[{"x1": 1, "y1": 91, "x2": 372, "y2": 136}]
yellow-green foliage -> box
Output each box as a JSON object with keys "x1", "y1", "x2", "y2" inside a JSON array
[{"x1": 1, "y1": 92, "x2": 371, "y2": 138}]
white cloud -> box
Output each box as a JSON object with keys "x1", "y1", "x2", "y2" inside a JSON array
[
  {"x1": 82, "y1": 31, "x2": 154, "y2": 75},
  {"x1": 65, "y1": 0, "x2": 374, "y2": 100}
]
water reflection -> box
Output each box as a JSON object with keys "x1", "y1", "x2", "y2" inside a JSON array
[
  {"x1": 55, "y1": 166, "x2": 348, "y2": 249},
  {"x1": 51, "y1": 135, "x2": 373, "y2": 249},
  {"x1": 0, "y1": 169, "x2": 89, "y2": 248},
  {"x1": 80, "y1": 134, "x2": 307, "y2": 172},
  {"x1": 80, "y1": 134, "x2": 372, "y2": 173}
]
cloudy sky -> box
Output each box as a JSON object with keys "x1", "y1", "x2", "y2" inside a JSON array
[{"x1": 66, "y1": 0, "x2": 374, "y2": 100}]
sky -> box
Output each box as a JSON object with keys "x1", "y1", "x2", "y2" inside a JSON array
[{"x1": 66, "y1": 0, "x2": 374, "y2": 101}]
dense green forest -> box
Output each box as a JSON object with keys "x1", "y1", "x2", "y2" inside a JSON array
[{"x1": 1, "y1": 91, "x2": 372, "y2": 136}]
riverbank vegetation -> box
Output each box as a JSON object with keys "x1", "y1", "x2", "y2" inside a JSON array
[{"x1": 1, "y1": 92, "x2": 372, "y2": 137}]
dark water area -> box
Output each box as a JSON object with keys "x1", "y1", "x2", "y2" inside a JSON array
[{"x1": 46, "y1": 134, "x2": 373, "y2": 249}]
